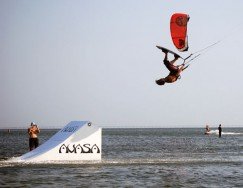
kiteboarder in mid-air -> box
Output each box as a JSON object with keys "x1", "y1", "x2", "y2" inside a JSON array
[{"x1": 156, "y1": 46, "x2": 187, "y2": 86}]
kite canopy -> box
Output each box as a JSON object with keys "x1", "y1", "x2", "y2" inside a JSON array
[{"x1": 170, "y1": 13, "x2": 190, "y2": 52}]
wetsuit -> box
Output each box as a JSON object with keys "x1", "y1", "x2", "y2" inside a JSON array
[{"x1": 218, "y1": 126, "x2": 222, "y2": 138}]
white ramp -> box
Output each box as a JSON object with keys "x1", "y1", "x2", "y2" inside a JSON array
[{"x1": 13, "y1": 121, "x2": 101, "y2": 162}]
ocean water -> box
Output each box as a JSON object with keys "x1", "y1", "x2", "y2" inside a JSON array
[{"x1": 0, "y1": 127, "x2": 242, "y2": 187}]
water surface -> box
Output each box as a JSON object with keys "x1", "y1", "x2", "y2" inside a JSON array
[{"x1": 0, "y1": 128, "x2": 242, "y2": 187}]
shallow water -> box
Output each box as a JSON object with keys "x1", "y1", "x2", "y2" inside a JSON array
[{"x1": 0, "y1": 128, "x2": 242, "y2": 187}]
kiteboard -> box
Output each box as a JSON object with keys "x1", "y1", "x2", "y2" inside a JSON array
[{"x1": 156, "y1": 45, "x2": 182, "y2": 59}]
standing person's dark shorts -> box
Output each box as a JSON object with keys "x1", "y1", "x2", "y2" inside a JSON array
[
  {"x1": 164, "y1": 59, "x2": 178, "y2": 73},
  {"x1": 29, "y1": 138, "x2": 39, "y2": 151}
]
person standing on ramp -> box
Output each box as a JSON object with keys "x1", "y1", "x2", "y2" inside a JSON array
[{"x1": 28, "y1": 122, "x2": 40, "y2": 151}]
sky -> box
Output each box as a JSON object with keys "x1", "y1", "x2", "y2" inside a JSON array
[{"x1": 1, "y1": 0, "x2": 243, "y2": 128}]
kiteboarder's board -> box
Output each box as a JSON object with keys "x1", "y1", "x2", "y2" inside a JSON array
[{"x1": 156, "y1": 45, "x2": 182, "y2": 59}]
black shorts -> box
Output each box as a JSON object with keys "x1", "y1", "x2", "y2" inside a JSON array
[
  {"x1": 164, "y1": 60, "x2": 178, "y2": 72},
  {"x1": 29, "y1": 138, "x2": 39, "y2": 150}
]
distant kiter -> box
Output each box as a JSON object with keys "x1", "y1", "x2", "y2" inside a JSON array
[
  {"x1": 218, "y1": 124, "x2": 222, "y2": 138},
  {"x1": 205, "y1": 125, "x2": 210, "y2": 135}
]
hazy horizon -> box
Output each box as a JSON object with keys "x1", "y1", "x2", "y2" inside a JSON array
[{"x1": 0, "y1": 123, "x2": 242, "y2": 129}]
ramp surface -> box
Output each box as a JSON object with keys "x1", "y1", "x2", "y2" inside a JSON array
[{"x1": 12, "y1": 121, "x2": 102, "y2": 162}]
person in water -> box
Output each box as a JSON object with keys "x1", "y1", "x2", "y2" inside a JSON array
[
  {"x1": 156, "y1": 48, "x2": 186, "y2": 86},
  {"x1": 218, "y1": 124, "x2": 222, "y2": 138},
  {"x1": 28, "y1": 122, "x2": 40, "y2": 151},
  {"x1": 205, "y1": 125, "x2": 210, "y2": 135}
]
